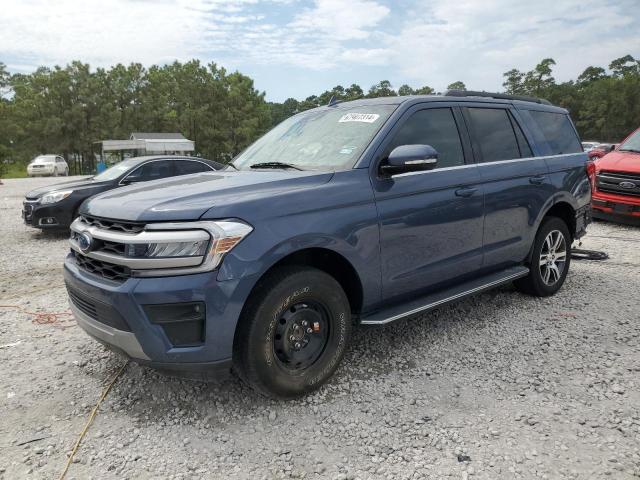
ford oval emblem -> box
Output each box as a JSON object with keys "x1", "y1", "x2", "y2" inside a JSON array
[
  {"x1": 619, "y1": 181, "x2": 636, "y2": 189},
  {"x1": 77, "y1": 231, "x2": 93, "y2": 253}
]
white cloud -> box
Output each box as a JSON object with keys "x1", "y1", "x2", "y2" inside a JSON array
[
  {"x1": 289, "y1": 0, "x2": 389, "y2": 40},
  {"x1": 384, "y1": 0, "x2": 640, "y2": 91},
  {"x1": 0, "y1": 0, "x2": 262, "y2": 69},
  {"x1": 0, "y1": 0, "x2": 638, "y2": 96}
]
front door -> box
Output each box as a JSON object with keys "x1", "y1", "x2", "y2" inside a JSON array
[{"x1": 371, "y1": 105, "x2": 485, "y2": 302}]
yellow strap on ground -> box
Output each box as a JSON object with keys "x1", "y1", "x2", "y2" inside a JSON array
[{"x1": 58, "y1": 361, "x2": 129, "y2": 480}]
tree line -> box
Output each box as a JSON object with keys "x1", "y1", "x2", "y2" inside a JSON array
[{"x1": 1, "y1": 55, "x2": 638, "y2": 175}]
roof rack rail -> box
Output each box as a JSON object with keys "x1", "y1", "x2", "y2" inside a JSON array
[{"x1": 444, "y1": 89, "x2": 552, "y2": 105}]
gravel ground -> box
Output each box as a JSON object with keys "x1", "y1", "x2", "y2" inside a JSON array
[{"x1": 1, "y1": 176, "x2": 639, "y2": 480}]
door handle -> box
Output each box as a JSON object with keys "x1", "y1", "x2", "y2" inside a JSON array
[
  {"x1": 529, "y1": 175, "x2": 546, "y2": 185},
  {"x1": 455, "y1": 187, "x2": 478, "y2": 198}
]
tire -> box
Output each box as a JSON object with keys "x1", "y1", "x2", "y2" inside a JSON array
[
  {"x1": 233, "y1": 266, "x2": 352, "y2": 399},
  {"x1": 515, "y1": 216, "x2": 571, "y2": 297},
  {"x1": 53, "y1": 168, "x2": 58, "y2": 177}
]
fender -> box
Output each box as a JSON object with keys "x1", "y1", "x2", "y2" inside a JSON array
[{"x1": 217, "y1": 232, "x2": 381, "y2": 310}]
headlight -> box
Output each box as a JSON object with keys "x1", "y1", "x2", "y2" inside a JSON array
[
  {"x1": 126, "y1": 241, "x2": 209, "y2": 258},
  {"x1": 140, "y1": 221, "x2": 253, "y2": 269},
  {"x1": 41, "y1": 190, "x2": 73, "y2": 204}
]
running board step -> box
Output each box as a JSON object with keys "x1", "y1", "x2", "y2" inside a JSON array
[{"x1": 360, "y1": 266, "x2": 529, "y2": 325}]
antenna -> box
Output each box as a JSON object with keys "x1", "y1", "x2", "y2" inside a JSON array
[{"x1": 327, "y1": 95, "x2": 340, "y2": 107}]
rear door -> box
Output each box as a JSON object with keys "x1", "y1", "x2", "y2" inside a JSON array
[
  {"x1": 462, "y1": 104, "x2": 551, "y2": 269},
  {"x1": 372, "y1": 104, "x2": 485, "y2": 302}
]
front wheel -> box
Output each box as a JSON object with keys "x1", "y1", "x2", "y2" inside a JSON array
[
  {"x1": 233, "y1": 266, "x2": 352, "y2": 399},
  {"x1": 515, "y1": 216, "x2": 571, "y2": 297}
]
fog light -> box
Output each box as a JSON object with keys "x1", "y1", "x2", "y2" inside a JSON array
[{"x1": 143, "y1": 302, "x2": 205, "y2": 347}]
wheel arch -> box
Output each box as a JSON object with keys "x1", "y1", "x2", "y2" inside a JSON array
[
  {"x1": 245, "y1": 247, "x2": 364, "y2": 315},
  {"x1": 526, "y1": 201, "x2": 576, "y2": 264}
]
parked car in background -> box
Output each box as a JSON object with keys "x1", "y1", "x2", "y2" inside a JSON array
[
  {"x1": 23, "y1": 155, "x2": 224, "y2": 229},
  {"x1": 582, "y1": 141, "x2": 601, "y2": 152},
  {"x1": 63, "y1": 91, "x2": 591, "y2": 398},
  {"x1": 591, "y1": 127, "x2": 640, "y2": 224},
  {"x1": 27, "y1": 155, "x2": 69, "y2": 177},
  {"x1": 587, "y1": 143, "x2": 618, "y2": 161}
]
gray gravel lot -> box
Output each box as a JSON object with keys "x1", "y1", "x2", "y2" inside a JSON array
[{"x1": 1, "y1": 176, "x2": 639, "y2": 480}]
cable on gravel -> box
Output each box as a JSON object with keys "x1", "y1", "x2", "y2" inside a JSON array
[
  {"x1": 0, "y1": 304, "x2": 74, "y2": 329},
  {"x1": 571, "y1": 248, "x2": 609, "y2": 261},
  {"x1": 58, "y1": 361, "x2": 129, "y2": 480}
]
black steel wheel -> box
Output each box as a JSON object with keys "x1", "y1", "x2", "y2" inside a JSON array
[
  {"x1": 273, "y1": 300, "x2": 331, "y2": 372},
  {"x1": 233, "y1": 266, "x2": 352, "y2": 398}
]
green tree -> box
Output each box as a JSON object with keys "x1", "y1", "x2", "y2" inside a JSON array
[
  {"x1": 609, "y1": 55, "x2": 640, "y2": 77},
  {"x1": 367, "y1": 80, "x2": 397, "y2": 97},
  {"x1": 398, "y1": 84, "x2": 414, "y2": 96},
  {"x1": 446, "y1": 81, "x2": 466, "y2": 91}
]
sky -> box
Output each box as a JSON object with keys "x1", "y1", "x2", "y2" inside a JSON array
[{"x1": 1, "y1": 0, "x2": 639, "y2": 102}]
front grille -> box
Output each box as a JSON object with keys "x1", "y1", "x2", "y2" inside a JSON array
[
  {"x1": 596, "y1": 171, "x2": 640, "y2": 197},
  {"x1": 68, "y1": 286, "x2": 98, "y2": 319},
  {"x1": 74, "y1": 252, "x2": 131, "y2": 282},
  {"x1": 66, "y1": 285, "x2": 131, "y2": 331},
  {"x1": 101, "y1": 240, "x2": 126, "y2": 256},
  {"x1": 80, "y1": 215, "x2": 145, "y2": 234}
]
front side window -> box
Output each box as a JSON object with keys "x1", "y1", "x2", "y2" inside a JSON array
[
  {"x1": 127, "y1": 160, "x2": 175, "y2": 182},
  {"x1": 527, "y1": 110, "x2": 582, "y2": 155},
  {"x1": 466, "y1": 108, "x2": 521, "y2": 162},
  {"x1": 383, "y1": 108, "x2": 465, "y2": 169},
  {"x1": 232, "y1": 105, "x2": 396, "y2": 171}
]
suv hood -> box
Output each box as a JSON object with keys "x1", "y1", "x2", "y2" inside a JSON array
[
  {"x1": 81, "y1": 170, "x2": 334, "y2": 222},
  {"x1": 595, "y1": 150, "x2": 640, "y2": 172},
  {"x1": 25, "y1": 177, "x2": 105, "y2": 199}
]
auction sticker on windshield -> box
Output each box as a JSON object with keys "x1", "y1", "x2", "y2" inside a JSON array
[{"x1": 338, "y1": 113, "x2": 380, "y2": 123}]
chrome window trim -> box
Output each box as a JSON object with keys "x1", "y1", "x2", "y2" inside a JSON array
[
  {"x1": 118, "y1": 158, "x2": 215, "y2": 186},
  {"x1": 391, "y1": 152, "x2": 584, "y2": 178}
]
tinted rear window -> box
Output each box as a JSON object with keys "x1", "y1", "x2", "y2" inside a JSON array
[
  {"x1": 466, "y1": 108, "x2": 521, "y2": 162},
  {"x1": 528, "y1": 111, "x2": 582, "y2": 155}
]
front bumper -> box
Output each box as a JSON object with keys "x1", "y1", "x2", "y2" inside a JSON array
[
  {"x1": 592, "y1": 194, "x2": 640, "y2": 223},
  {"x1": 64, "y1": 253, "x2": 256, "y2": 376},
  {"x1": 27, "y1": 167, "x2": 55, "y2": 176},
  {"x1": 23, "y1": 200, "x2": 76, "y2": 229}
]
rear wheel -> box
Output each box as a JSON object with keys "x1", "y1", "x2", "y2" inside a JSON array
[
  {"x1": 515, "y1": 216, "x2": 571, "y2": 297},
  {"x1": 233, "y1": 266, "x2": 352, "y2": 399}
]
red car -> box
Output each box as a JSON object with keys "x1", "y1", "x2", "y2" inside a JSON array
[{"x1": 591, "y1": 127, "x2": 640, "y2": 224}]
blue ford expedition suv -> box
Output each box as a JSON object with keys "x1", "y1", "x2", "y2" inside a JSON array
[{"x1": 63, "y1": 91, "x2": 591, "y2": 398}]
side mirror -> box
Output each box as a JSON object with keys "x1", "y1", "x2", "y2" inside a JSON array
[{"x1": 380, "y1": 145, "x2": 438, "y2": 176}]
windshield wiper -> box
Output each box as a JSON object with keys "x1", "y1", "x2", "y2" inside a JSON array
[
  {"x1": 618, "y1": 148, "x2": 640, "y2": 153},
  {"x1": 250, "y1": 162, "x2": 304, "y2": 171}
]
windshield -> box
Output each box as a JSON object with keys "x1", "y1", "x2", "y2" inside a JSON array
[
  {"x1": 93, "y1": 158, "x2": 142, "y2": 181},
  {"x1": 619, "y1": 130, "x2": 640, "y2": 152},
  {"x1": 232, "y1": 105, "x2": 396, "y2": 171},
  {"x1": 31, "y1": 155, "x2": 56, "y2": 164}
]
